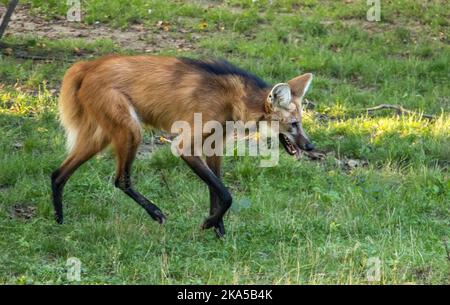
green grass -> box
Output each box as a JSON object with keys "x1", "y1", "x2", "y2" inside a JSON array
[{"x1": 0, "y1": 0, "x2": 449, "y2": 284}]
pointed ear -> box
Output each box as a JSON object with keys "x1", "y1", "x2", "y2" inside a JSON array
[
  {"x1": 267, "y1": 83, "x2": 292, "y2": 109},
  {"x1": 287, "y1": 73, "x2": 313, "y2": 98}
]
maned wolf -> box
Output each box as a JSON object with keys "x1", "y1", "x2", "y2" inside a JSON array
[{"x1": 51, "y1": 55, "x2": 314, "y2": 237}]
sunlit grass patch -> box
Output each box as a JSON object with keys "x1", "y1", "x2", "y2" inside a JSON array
[
  {"x1": 306, "y1": 113, "x2": 450, "y2": 167},
  {"x1": 0, "y1": 82, "x2": 56, "y2": 115}
]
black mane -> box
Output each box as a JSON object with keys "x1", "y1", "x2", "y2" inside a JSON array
[{"x1": 179, "y1": 57, "x2": 268, "y2": 89}]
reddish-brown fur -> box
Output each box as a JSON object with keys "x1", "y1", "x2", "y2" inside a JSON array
[
  {"x1": 61, "y1": 55, "x2": 265, "y2": 134},
  {"x1": 53, "y1": 55, "x2": 313, "y2": 237}
]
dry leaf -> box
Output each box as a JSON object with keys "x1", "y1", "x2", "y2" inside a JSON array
[
  {"x1": 3, "y1": 48, "x2": 13, "y2": 55},
  {"x1": 73, "y1": 47, "x2": 83, "y2": 55},
  {"x1": 156, "y1": 20, "x2": 171, "y2": 32},
  {"x1": 199, "y1": 21, "x2": 208, "y2": 30}
]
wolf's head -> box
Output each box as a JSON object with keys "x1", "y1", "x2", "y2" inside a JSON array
[
  {"x1": 177, "y1": 58, "x2": 314, "y2": 155},
  {"x1": 263, "y1": 73, "x2": 314, "y2": 155}
]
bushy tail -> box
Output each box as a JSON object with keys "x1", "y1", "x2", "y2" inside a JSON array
[{"x1": 58, "y1": 61, "x2": 88, "y2": 152}]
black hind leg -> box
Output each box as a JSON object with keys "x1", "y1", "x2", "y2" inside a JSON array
[{"x1": 51, "y1": 140, "x2": 106, "y2": 224}]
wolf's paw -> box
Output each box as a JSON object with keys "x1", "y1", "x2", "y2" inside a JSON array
[
  {"x1": 214, "y1": 221, "x2": 225, "y2": 238},
  {"x1": 201, "y1": 215, "x2": 218, "y2": 230},
  {"x1": 55, "y1": 214, "x2": 63, "y2": 224},
  {"x1": 147, "y1": 208, "x2": 166, "y2": 224},
  {"x1": 202, "y1": 216, "x2": 225, "y2": 238}
]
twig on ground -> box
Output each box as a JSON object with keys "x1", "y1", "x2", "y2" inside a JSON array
[
  {"x1": 298, "y1": 149, "x2": 326, "y2": 160},
  {"x1": 1, "y1": 41, "x2": 84, "y2": 62},
  {"x1": 305, "y1": 101, "x2": 436, "y2": 121},
  {"x1": 303, "y1": 99, "x2": 316, "y2": 110},
  {"x1": 159, "y1": 169, "x2": 175, "y2": 198},
  {"x1": 364, "y1": 104, "x2": 435, "y2": 120},
  {"x1": 10, "y1": 51, "x2": 76, "y2": 62}
]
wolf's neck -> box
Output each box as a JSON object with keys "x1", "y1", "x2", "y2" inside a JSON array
[{"x1": 231, "y1": 88, "x2": 267, "y2": 123}]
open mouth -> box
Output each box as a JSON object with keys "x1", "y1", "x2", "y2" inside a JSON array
[{"x1": 279, "y1": 133, "x2": 298, "y2": 155}]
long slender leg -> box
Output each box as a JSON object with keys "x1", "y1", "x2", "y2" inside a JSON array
[
  {"x1": 51, "y1": 139, "x2": 108, "y2": 224},
  {"x1": 181, "y1": 155, "x2": 232, "y2": 235},
  {"x1": 112, "y1": 128, "x2": 166, "y2": 224},
  {"x1": 206, "y1": 155, "x2": 225, "y2": 237}
]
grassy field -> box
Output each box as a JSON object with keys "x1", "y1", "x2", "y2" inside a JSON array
[{"x1": 0, "y1": 0, "x2": 449, "y2": 284}]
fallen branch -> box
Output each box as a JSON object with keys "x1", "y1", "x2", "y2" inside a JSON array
[
  {"x1": 9, "y1": 51, "x2": 75, "y2": 62},
  {"x1": 304, "y1": 100, "x2": 436, "y2": 121},
  {"x1": 1, "y1": 41, "x2": 91, "y2": 62},
  {"x1": 303, "y1": 99, "x2": 316, "y2": 110},
  {"x1": 298, "y1": 149, "x2": 326, "y2": 160},
  {"x1": 364, "y1": 104, "x2": 435, "y2": 120},
  {"x1": 159, "y1": 169, "x2": 175, "y2": 198}
]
